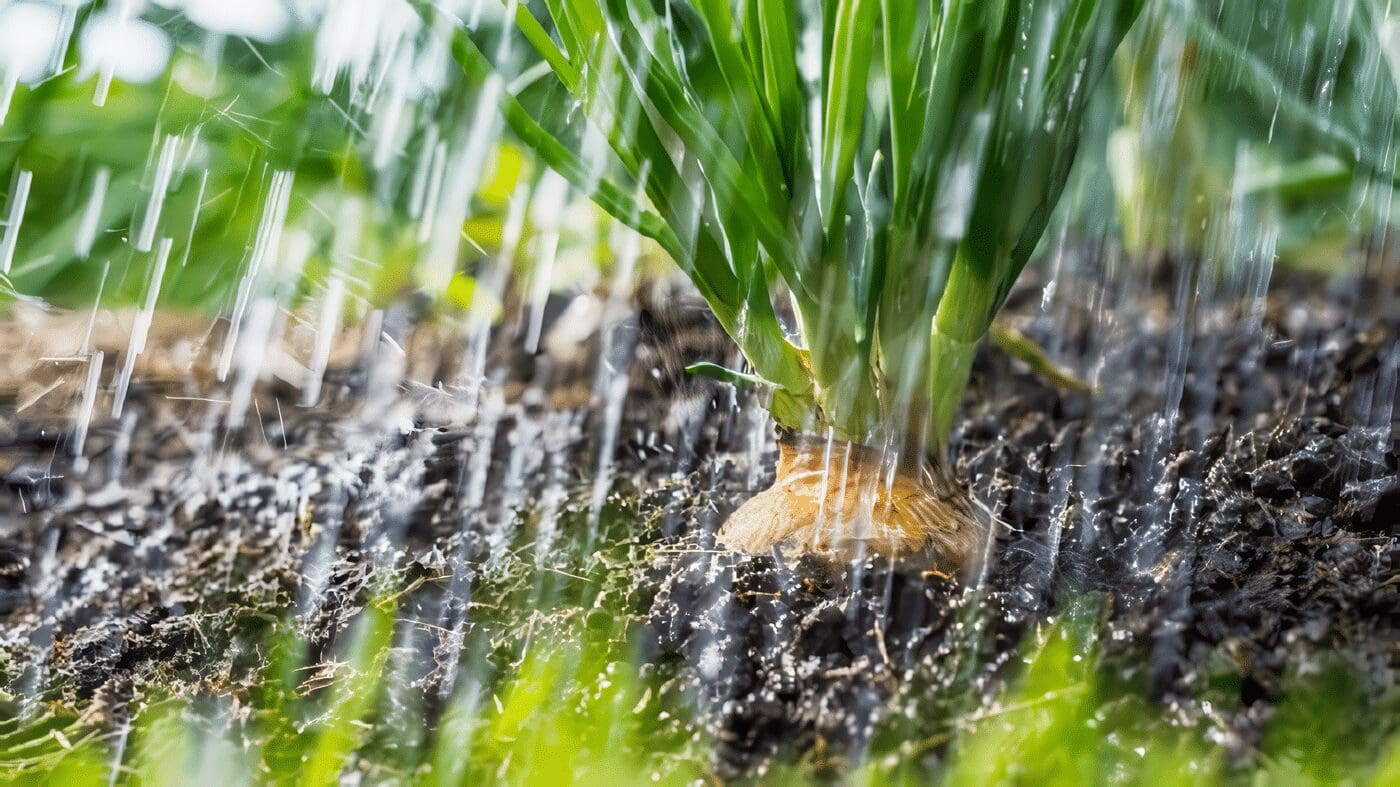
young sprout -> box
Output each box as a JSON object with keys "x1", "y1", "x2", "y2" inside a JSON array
[{"x1": 434, "y1": 0, "x2": 1145, "y2": 566}]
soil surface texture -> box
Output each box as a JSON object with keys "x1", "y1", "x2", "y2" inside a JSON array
[{"x1": 0, "y1": 265, "x2": 1395, "y2": 775}]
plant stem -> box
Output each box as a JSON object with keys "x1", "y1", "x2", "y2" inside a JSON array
[
  {"x1": 928, "y1": 246, "x2": 1003, "y2": 448},
  {"x1": 798, "y1": 262, "x2": 879, "y2": 440}
]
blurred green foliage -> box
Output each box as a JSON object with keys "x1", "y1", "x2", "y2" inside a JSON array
[
  {"x1": 0, "y1": 6, "x2": 540, "y2": 317},
  {"x1": 1106, "y1": 0, "x2": 1400, "y2": 272},
  {"x1": 1, "y1": 589, "x2": 1394, "y2": 785}
]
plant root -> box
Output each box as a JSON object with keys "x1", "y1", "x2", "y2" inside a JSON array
[{"x1": 716, "y1": 435, "x2": 984, "y2": 569}]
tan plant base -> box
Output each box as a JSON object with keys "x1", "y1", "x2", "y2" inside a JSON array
[{"x1": 716, "y1": 436, "x2": 983, "y2": 568}]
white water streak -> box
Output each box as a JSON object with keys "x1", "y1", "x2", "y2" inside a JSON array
[
  {"x1": 75, "y1": 167, "x2": 111, "y2": 259},
  {"x1": 71, "y1": 351, "x2": 104, "y2": 461},
  {"x1": 227, "y1": 298, "x2": 278, "y2": 430},
  {"x1": 48, "y1": 6, "x2": 77, "y2": 76},
  {"x1": 371, "y1": 76, "x2": 407, "y2": 171},
  {"x1": 421, "y1": 74, "x2": 504, "y2": 292},
  {"x1": 299, "y1": 197, "x2": 356, "y2": 404},
  {"x1": 302, "y1": 275, "x2": 346, "y2": 406},
  {"x1": 585, "y1": 373, "x2": 629, "y2": 539},
  {"x1": 0, "y1": 71, "x2": 16, "y2": 126},
  {"x1": 112, "y1": 238, "x2": 173, "y2": 417},
  {"x1": 408, "y1": 122, "x2": 439, "y2": 220},
  {"x1": 1, "y1": 169, "x2": 33, "y2": 274},
  {"x1": 590, "y1": 224, "x2": 640, "y2": 402},
  {"x1": 135, "y1": 135, "x2": 182, "y2": 253},
  {"x1": 416, "y1": 140, "x2": 448, "y2": 244},
  {"x1": 523, "y1": 171, "x2": 568, "y2": 354},
  {"x1": 92, "y1": 66, "x2": 114, "y2": 107},
  {"x1": 458, "y1": 182, "x2": 529, "y2": 412},
  {"x1": 81, "y1": 260, "x2": 111, "y2": 354},
  {"x1": 178, "y1": 170, "x2": 210, "y2": 268},
  {"x1": 219, "y1": 169, "x2": 294, "y2": 381}
]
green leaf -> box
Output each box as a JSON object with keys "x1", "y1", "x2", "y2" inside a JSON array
[
  {"x1": 511, "y1": 2, "x2": 580, "y2": 89},
  {"x1": 752, "y1": 0, "x2": 803, "y2": 170},
  {"x1": 881, "y1": 0, "x2": 926, "y2": 209},
  {"x1": 597, "y1": 0, "x2": 811, "y2": 300},
  {"x1": 1237, "y1": 154, "x2": 1352, "y2": 198},
  {"x1": 692, "y1": 0, "x2": 791, "y2": 214},
  {"x1": 685, "y1": 361, "x2": 774, "y2": 389},
  {"x1": 821, "y1": 0, "x2": 878, "y2": 228},
  {"x1": 988, "y1": 321, "x2": 1095, "y2": 394}
]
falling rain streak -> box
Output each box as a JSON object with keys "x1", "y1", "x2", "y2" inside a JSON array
[{"x1": 1, "y1": 169, "x2": 32, "y2": 275}]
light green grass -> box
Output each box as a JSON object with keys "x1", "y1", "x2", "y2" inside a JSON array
[{"x1": 2, "y1": 590, "x2": 1395, "y2": 785}]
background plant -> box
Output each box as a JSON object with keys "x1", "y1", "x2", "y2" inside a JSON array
[
  {"x1": 1108, "y1": 0, "x2": 1400, "y2": 274},
  {"x1": 0, "y1": 2, "x2": 629, "y2": 326}
]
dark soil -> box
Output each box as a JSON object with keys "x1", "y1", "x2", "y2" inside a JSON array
[
  {"x1": 646, "y1": 270, "x2": 1400, "y2": 774},
  {"x1": 0, "y1": 265, "x2": 1396, "y2": 775}
]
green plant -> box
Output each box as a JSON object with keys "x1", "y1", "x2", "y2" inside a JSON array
[
  {"x1": 426, "y1": 0, "x2": 1145, "y2": 557},
  {"x1": 446, "y1": 0, "x2": 1143, "y2": 452},
  {"x1": 6, "y1": 594, "x2": 1395, "y2": 785}
]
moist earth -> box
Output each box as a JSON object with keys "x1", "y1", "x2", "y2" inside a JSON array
[{"x1": 0, "y1": 268, "x2": 1395, "y2": 775}]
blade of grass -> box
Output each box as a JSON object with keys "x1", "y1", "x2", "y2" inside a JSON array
[
  {"x1": 693, "y1": 0, "x2": 792, "y2": 213},
  {"x1": 598, "y1": 0, "x2": 811, "y2": 298},
  {"x1": 881, "y1": 0, "x2": 926, "y2": 210},
  {"x1": 988, "y1": 321, "x2": 1094, "y2": 393},
  {"x1": 302, "y1": 602, "x2": 396, "y2": 786}
]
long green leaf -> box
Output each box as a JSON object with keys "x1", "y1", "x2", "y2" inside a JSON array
[
  {"x1": 692, "y1": 0, "x2": 791, "y2": 213},
  {"x1": 881, "y1": 0, "x2": 924, "y2": 209},
  {"x1": 685, "y1": 361, "x2": 773, "y2": 389},
  {"x1": 753, "y1": 0, "x2": 802, "y2": 172},
  {"x1": 599, "y1": 0, "x2": 812, "y2": 302},
  {"x1": 820, "y1": 0, "x2": 878, "y2": 227}
]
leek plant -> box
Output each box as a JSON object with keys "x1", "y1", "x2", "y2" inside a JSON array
[{"x1": 432, "y1": 0, "x2": 1144, "y2": 563}]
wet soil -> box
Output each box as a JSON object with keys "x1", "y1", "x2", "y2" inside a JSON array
[
  {"x1": 649, "y1": 272, "x2": 1400, "y2": 773},
  {"x1": 0, "y1": 266, "x2": 1395, "y2": 775}
]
